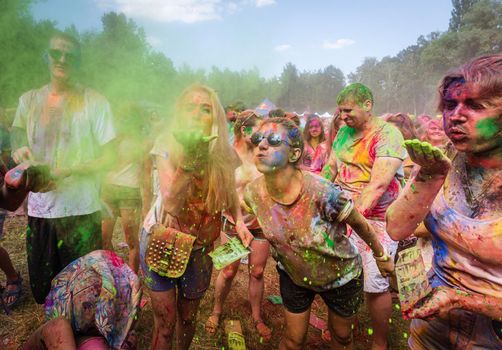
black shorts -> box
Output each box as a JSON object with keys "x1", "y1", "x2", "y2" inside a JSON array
[
  {"x1": 277, "y1": 266, "x2": 363, "y2": 318},
  {"x1": 26, "y1": 212, "x2": 102, "y2": 304}
]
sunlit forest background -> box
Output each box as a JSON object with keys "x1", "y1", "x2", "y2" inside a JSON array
[{"x1": 1, "y1": 0, "x2": 501, "y2": 116}]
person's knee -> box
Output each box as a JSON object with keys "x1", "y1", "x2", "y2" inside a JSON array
[
  {"x1": 249, "y1": 265, "x2": 265, "y2": 280},
  {"x1": 152, "y1": 303, "x2": 176, "y2": 333},
  {"x1": 45, "y1": 317, "x2": 71, "y2": 330},
  {"x1": 42, "y1": 318, "x2": 73, "y2": 338},
  {"x1": 222, "y1": 265, "x2": 238, "y2": 280}
]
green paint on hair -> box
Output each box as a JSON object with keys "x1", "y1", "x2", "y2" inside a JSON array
[{"x1": 336, "y1": 83, "x2": 374, "y2": 107}]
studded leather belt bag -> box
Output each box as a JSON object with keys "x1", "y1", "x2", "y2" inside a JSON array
[{"x1": 145, "y1": 224, "x2": 196, "y2": 278}]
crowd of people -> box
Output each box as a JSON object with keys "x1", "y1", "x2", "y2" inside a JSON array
[{"x1": 0, "y1": 31, "x2": 500, "y2": 350}]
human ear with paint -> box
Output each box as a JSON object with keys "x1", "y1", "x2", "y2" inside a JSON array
[{"x1": 288, "y1": 147, "x2": 302, "y2": 164}]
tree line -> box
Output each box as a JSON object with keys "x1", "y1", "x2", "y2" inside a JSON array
[{"x1": 0, "y1": 0, "x2": 500, "y2": 118}]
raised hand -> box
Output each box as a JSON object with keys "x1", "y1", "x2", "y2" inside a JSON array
[
  {"x1": 404, "y1": 140, "x2": 451, "y2": 178},
  {"x1": 173, "y1": 130, "x2": 217, "y2": 155}
]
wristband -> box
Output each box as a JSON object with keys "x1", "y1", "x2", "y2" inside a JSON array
[
  {"x1": 336, "y1": 199, "x2": 354, "y2": 222},
  {"x1": 373, "y1": 246, "x2": 389, "y2": 262}
]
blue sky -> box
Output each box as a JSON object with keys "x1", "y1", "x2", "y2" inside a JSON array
[{"x1": 32, "y1": 0, "x2": 453, "y2": 78}]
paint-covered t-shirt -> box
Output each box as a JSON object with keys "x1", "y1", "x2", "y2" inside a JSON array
[
  {"x1": 13, "y1": 85, "x2": 116, "y2": 218},
  {"x1": 424, "y1": 155, "x2": 502, "y2": 298},
  {"x1": 333, "y1": 118, "x2": 406, "y2": 220},
  {"x1": 301, "y1": 142, "x2": 329, "y2": 175},
  {"x1": 244, "y1": 171, "x2": 362, "y2": 291}
]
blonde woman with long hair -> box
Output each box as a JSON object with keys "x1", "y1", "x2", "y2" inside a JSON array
[{"x1": 139, "y1": 84, "x2": 253, "y2": 350}]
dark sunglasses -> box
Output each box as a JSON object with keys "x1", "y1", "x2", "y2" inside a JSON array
[
  {"x1": 48, "y1": 49, "x2": 79, "y2": 65},
  {"x1": 251, "y1": 131, "x2": 290, "y2": 147}
]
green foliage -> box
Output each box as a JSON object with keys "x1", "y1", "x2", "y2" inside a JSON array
[
  {"x1": 2, "y1": 0, "x2": 500, "y2": 120},
  {"x1": 277, "y1": 63, "x2": 345, "y2": 112},
  {"x1": 349, "y1": 0, "x2": 502, "y2": 115},
  {"x1": 449, "y1": 0, "x2": 479, "y2": 31}
]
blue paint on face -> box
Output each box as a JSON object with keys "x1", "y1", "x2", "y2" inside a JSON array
[{"x1": 271, "y1": 150, "x2": 287, "y2": 165}]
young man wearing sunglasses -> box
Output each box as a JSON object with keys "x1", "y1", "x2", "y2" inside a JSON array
[
  {"x1": 243, "y1": 117, "x2": 394, "y2": 350},
  {"x1": 10, "y1": 31, "x2": 116, "y2": 304},
  {"x1": 322, "y1": 83, "x2": 406, "y2": 350}
]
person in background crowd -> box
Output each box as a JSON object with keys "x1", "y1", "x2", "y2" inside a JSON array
[
  {"x1": 141, "y1": 108, "x2": 166, "y2": 220},
  {"x1": 285, "y1": 112, "x2": 301, "y2": 127},
  {"x1": 101, "y1": 103, "x2": 150, "y2": 273},
  {"x1": 139, "y1": 84, "x2": 253, "y2": 350},
  {"x1": 206, "y1": 109, "x2": 272, "y2": 341},
  {"x1": 22, "y1": 250, "x2": 141, "y2": 350},
  {"x1": 244, "y1": 117, "x2": 394, "y2": 350},
  {"x1": 414, "y1": 114, "x2": 433, "y2": 139},
  {"x1": 384, "y1": 113, "x2": 419, "y2": 179},
  {"x1": 301, "y1": 114, "x2": 328, "y2": 175},
  {"x1": 0, "y1": 106, "x2": 21, "y2": 312},
  {"x1": 322, "y1": 83, "x2": 406, "y2": 350},
  {"x1": 225, "y1": 102, "x2": 246, "y2": 145},
  {"x1": 421, "y1": 119, "x2": 449, "y2": 149},
  {"x1": 387, "y1": 54, "x2": 502, "y2": 350},
  {"x1": 10, "y1": 31, "x2": 116, "y2": 304},
  {"x1": 268, "y1": 108, "x2": 286, "y2": 119}
]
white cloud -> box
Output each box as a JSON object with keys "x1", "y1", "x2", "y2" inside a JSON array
[
  {"x1": 274, "y1": 44, "x2": 291, "y2": 52},
  {"x1": 255, "y1": 0, "x2": 276, "y2": 7},
  {"x1": 322, "y1": 39, "x2": 355, "y2": 49},
  {"x1": 95, "y1": 0, "x2": 226, "y2": 23}
]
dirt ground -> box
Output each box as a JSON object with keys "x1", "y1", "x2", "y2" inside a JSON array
[{"x1": 0, "y1": 216, "x2": 411, "y2": 349}]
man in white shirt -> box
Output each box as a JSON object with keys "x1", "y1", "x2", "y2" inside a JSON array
[{"x1": 11, "y1": 31, "x2": 116, "y2": 304}]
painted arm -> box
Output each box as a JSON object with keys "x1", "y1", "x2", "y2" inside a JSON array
[
  {"x1": 321, "y1": 150, "x2": 338, "y2": 181},
  {"x1": 409, "y1": 286, "x2": 502, "y2": 320},
  {"x1": 228, "y1": 188, "x2": 253, "y2": 247},
  {"x1": 318, "y1": 192, "x2": 394, "y2": 276},
  {"x1": 386, "y1": 140, "x2": 451, "y2": 241},
  {"x1": 356, "y1": 156, "x2": 403, "y2": 216},
  {"x1": 343, "y1": 208, "x2": 394, "y2": 276}
]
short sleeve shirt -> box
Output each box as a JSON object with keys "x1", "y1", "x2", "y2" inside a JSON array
[
  {"x1": 245, "y1": 171, "x2": 361, "y2": 291},
  {"x1": 333, "y1": 118, "x2": 406, "y2": 220},
  {"x1": 301, "y1": 142, "x2": 329, "y2": 175},
  {"x1": 12, "y1": 85, "x2": 115, "y2": 218}
]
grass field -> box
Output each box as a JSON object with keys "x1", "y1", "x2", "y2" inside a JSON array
[{"x1": 0, "y1": 215, "x2": 411, "y2": 349}]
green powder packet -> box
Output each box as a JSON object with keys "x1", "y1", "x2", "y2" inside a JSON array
[{"x1": 209, "y1": 237, "x2": 251, "y2": 270}]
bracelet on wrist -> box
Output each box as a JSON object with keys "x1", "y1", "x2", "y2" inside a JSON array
[{"x1": 336, "y1": 199, "x2": 354, "y2": 222}]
